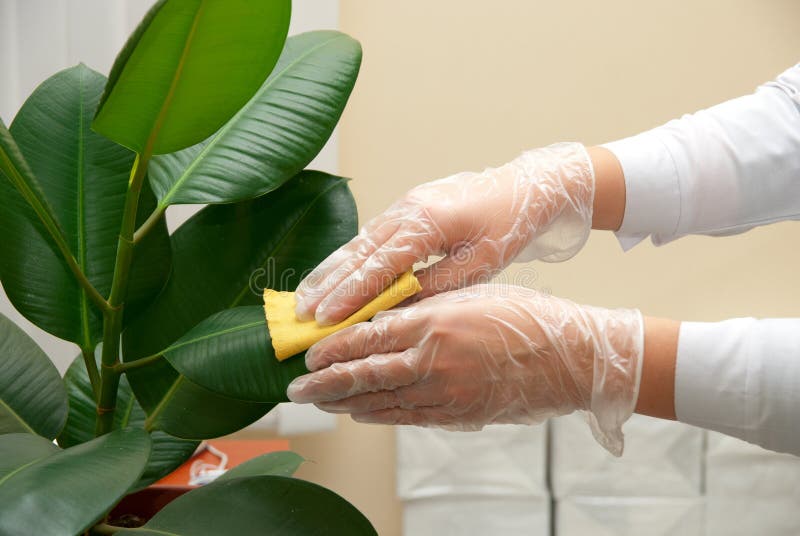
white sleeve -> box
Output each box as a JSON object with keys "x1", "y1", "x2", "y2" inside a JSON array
[
  {"x1": 675, "y1": 318, "x2": 800, "y2": 456},
  {"x1": 603, "y1": 64, "x2": 800, "y2": 250}
]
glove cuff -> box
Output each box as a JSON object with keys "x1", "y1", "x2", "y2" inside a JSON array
[
  {"x1": 583, "y1": 307, "x2": 644, "y2": 456},
  {"x1": 513, "y1": 142, "x2": 595, "y2": 263}
]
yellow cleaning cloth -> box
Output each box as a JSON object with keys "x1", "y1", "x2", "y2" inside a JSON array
[{"x1": 263, "y1": 271, "x2": 422, "y2": 361}]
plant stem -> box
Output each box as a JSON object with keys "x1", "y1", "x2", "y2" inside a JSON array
[
  {"x1": 96, "y1": 151, "x2": 151, "y2": 436},
  {"x1": 0, "y1": 151, "x2": 111, "y2": 315},
  {"x1": 89, "y1": 523, "x2": 120, "y2": 535},
  {"x1": 132, "y1": 204, "x2": 166, "y2": 244},
  {"x1": 114, "y1": 352, "x2": 164, "y2": 373},
  {"x1": 81, "y1": 345, "x2": 101, "y2": 400}
]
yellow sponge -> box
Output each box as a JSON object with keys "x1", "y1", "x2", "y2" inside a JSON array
[{"x1": 263, "y1": 271, "x2": 422, "y2": 361}]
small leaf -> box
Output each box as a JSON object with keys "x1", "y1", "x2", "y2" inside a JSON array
[
  {"x1": 163, "y1": 306, "x2": 308, "y2": 402},
  {"x1": 148, "y1": 30, "x2": 362, "y2": 205},
  {"x1": 215, "y1": 451, "x2": 304, "y2": 482},
  {"x1": 117, "y1": 476, "x2": 377, "y2": 536},
  {"x1": 0, "y1": 429, "x2": 151, "y2": 536},
  {"x1": 58, "y1": 351, "x2": 198, "y2": 489},
  {"x1": 0, "y1": 313, "x2": 67, "y2": 438},
  {"x1": 92, "y1": 0, "x2": 291, "y2": 155}
]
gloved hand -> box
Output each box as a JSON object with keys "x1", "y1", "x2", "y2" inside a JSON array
[
  {"x1": 294, "y1": 143, "x2": 595, "y2": 325},
  {"x1": 287, "y1": 285, "x2": 643, "y2": 456}
]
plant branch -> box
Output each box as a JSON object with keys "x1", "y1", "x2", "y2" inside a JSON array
[
  {"x1": 96, "y1": 151, "x2": 152, "y2": 436},
  {"x1": 132, "y1": 204, "x2": 166, "y2": 244},
  {"x1": 0, "y1": 151, "x2": 111, "y2": 315},
  {"x1": 114, "y1": 352, "x2": 164, "y2": 373},
  {"x1": 81, "y1": 345, "x2": 101, "y2": 400}
]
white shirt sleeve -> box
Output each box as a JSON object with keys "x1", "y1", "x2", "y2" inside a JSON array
[
  {"x1": 603, "y1": 63, "x2": 800, "y2": 250},
  {"x1": 676, "y1": 319, "x2": 800, "y2": 456},
  {"x1": 602, "y1": 64, "x2": 800, "y2": 456}
]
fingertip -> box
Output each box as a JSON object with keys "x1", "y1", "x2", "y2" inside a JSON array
[
  {"x1": 314, "y1": 302, "x2": 347, "y2": 327},
  {"x1": 286, "y1": 376, "x2": 311, "y2": 403},
  {"x1": 294, "y1": 304, "x2": 314, "y2": 322}
]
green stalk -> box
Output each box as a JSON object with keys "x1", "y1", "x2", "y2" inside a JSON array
[
  {"x1": 132, "y1": 204, "x2": 166, "y2": 244},
  {"x1": 81, "y1": 346, "x2": 101, "y2": 400},
  {"x1": 114, "y1": 352, "x2": 164, "y2": 373},
  {"x1": 95, "y1": 151, "x2": 151, "y2": 436}
]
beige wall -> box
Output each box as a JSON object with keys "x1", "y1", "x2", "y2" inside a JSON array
[{"x1": 285, "y1": 2, "x2": 800, "y2": 535}]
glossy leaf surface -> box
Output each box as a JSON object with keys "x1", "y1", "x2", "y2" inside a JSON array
[
  {"x1": 123, "y1": 171, "x2": 356, "y2": 437},
  {"x1": 58, "y1": 352, "x2": 198, "y2": 488},
  {"x1": 215, "y1": 451, "x2": 304, "y2": 482},
  {"x1": 0, "y1": 313, "x2": 67, "y2": 438},
  {"x1": 117, "y1": 476, "x2": 377, "y2": 536},
  {"x1": 0, "y1": 433, "x2": 59, "y2": 479},
  {"x1": 92, "y1": 0, "x2": 291, "y2": 155},
  {"x1": 164, "y1": 306, "x2": 307, "y2": 402},
  {"x1": 148, "y1": 30, "x2": 362, "y2": 205},
  {"x1": 0, "y1": 429, "x2": 151, "y2": 536}
]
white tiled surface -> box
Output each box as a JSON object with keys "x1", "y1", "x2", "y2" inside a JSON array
[
  {"x1": 556, "y1": 497, "x2": 704, "y2": 536},
  {"x1": 397, "y1": 425, "x2": 547, "y2": 500},
  {"x1": 551, "y1": 413, "x2": 703, "y2": 498},
  {"x1": 705, "y1": 432, "x2": 800, "y2": 535},
  {"x1": 403, "y1": 496, "x2": 550, "y2": 536}
]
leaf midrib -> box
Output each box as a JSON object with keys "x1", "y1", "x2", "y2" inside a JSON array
[
  {"x1": 230, "y1": 177, "x2": 344, "y2": 307},
  {"x1": 144, "y1": 0, "x2": 207, "y2": 158},
  {"x1": 76, "y1": 67, "x2": 91, "y2": 349},
  {"x1": 164, "y1": 320, "x2": 264, "y2": 355},
  {"x1": 156, "y1": 34, "x2": 345, "y2": 208},
  {"x1": 0, "y1": 397, "x2": 36, "y2": 435}
]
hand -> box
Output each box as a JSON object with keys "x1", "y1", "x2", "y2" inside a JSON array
[
  {"x1": 287, "y1": 285, "x2": 643, "y2": 456},
  {"x1": 294, "y1": 143, "x2": 595, "y2": 325}
]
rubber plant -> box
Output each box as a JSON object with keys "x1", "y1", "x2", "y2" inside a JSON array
[{"x1": 0, "y1": 1, "x2": 375, "y2": 534}]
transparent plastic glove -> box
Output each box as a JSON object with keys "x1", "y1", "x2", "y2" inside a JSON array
[
  {"x1": 295, "y1": 143, "x2": 594, "y2": 325},
  {"x1": 287, "y1": 285, "x2": 643, "y2": 456}
]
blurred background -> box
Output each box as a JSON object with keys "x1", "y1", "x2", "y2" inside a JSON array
[{"x1": 2, "y1": 1, "x2": 800, "y2": 534}]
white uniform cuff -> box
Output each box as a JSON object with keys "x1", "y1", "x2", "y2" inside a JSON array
[
  {"x1": 675, "y1": 319, "x2": 800, "y2": 455},
  {"x1": 602, "y1": 133, "x2": 682, "y2": 250}
]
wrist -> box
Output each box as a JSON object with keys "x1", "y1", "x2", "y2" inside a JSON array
[
  {"x1": 587, "y1": 145, "x2": 626, "y2": 231},
  {"x1": 635, "y1": 316, "x2": 679, "y2": 419}
]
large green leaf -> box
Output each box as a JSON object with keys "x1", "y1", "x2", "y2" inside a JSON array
[
  {"x1": 118, "y1": 476, "x2": 377, "y2": 536},
  {"x1": 1, "y1": 65, "x2": 170, "y2": 346},
  {"x1": 0, "y1": 114, "x2": 78, "y2": 344},
  {"x1": 58, "y1": 352, "x2": 198, "y2": 488},
  {"x1": 144, "y1": 377, "x2": 277, "y2": 440},
  {"x1": 0, "y1": 433, "x2": 59, "y2": 478},
  {"x1": 164, "y1": 306, "x2": 307, "y2": 402},
  {"x1": 0, "y1": 313, "x2": 67, "y2": 438},
  {"x1": 0, "y1": 429, "x2": 151, "y2": 536},
  {"x1": 215, "y1": 451, "x2": 304, "y2": 482},
  {"x1": 148, "y1": 30, "x2": 362, "y2": 206},
  {"x1": 123, "y1": 171, "x2": 356, "y2": 437},
  {"x1": 92, "y1": 0, "x2": 291, "y2": 155}
]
